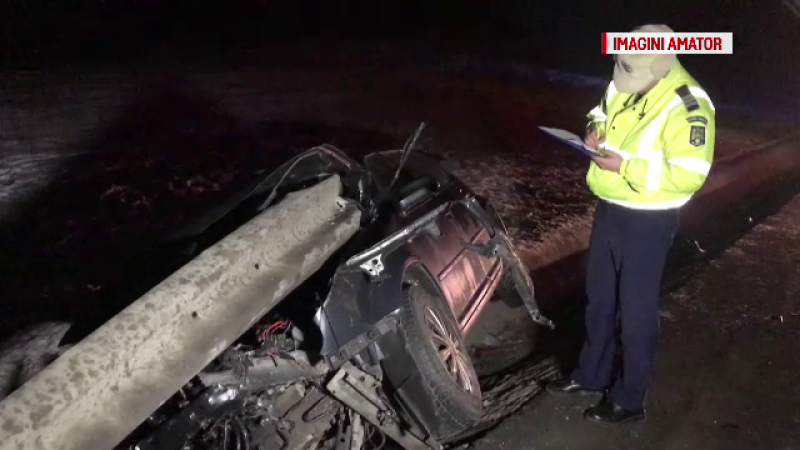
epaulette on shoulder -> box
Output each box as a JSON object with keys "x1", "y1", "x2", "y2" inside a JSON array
[{"x1": 675, "y1": 84, "x2": 700, "y2": 112}]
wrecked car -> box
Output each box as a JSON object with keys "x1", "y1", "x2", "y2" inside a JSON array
[{"x1": 0, "y1": 124, "x2": 552, "y2": 450}]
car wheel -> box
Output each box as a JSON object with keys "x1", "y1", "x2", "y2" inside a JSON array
[{"x1": 400, "y1": 268, "x2": 483, "y2": 440}]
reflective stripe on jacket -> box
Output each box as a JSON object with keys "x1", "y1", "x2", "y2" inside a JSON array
[{"x1": 585, "y1": 60, "x2": 715, "y2": 210}]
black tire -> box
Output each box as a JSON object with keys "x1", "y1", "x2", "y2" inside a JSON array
[{"x1": 400, "y1": 268, "x2": 483, "y2": 440}]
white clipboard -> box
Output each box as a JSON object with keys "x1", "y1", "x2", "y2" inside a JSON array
[{"x1": 538, "y1": 126, "x2": 605, "y2": 157}]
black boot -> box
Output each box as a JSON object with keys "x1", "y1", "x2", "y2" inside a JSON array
[
  {"x1": 546, "y1": 378, "x2": 604, "y2": 396},
  {"x1": 584, "y1": 400, "x2": 645, "y2": 424}
]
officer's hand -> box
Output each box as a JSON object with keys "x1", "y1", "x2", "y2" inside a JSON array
[
  {"x1": 584, "y1": 128, "x2": 604, "y2": 150},
  {"x1": 591, "y1": 151, "x2": 623, "y2": 173}
]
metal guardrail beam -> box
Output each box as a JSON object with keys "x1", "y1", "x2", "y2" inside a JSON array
[{"x1": 0, "y1": 174, "x2": 361, "y2": 450}]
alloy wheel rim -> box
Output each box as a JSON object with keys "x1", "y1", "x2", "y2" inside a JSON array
[{"x1": 423, "y1": 305, "x2": 479, "y2": 395}]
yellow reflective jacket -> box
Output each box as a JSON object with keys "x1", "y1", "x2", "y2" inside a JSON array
[{"x1": 585, "y1": 60, "x2": 715, "y2": 210}]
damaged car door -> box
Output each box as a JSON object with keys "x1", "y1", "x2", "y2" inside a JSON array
[{"x1": 362, "y1": 151, "x2": 500, "y2": 327}]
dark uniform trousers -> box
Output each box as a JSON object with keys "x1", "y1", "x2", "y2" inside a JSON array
[{"x1": 571, "y1": 200, "x2": 679, "y2": 411}]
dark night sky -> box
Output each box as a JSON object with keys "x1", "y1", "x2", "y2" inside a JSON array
[{"x1": 2, "y1": 1, "x2": 798, "y2": 111}]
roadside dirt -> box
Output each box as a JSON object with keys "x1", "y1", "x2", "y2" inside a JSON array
[{"x1": 468, "y1": 189, "x2": 800, "y2": 450}]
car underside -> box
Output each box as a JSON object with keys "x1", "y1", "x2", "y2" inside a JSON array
[{"x1": 0, "y1": 126, "x2": 552, "y2": 450}]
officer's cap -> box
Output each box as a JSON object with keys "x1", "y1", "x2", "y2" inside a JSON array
[{"x1": 612, "y1": 24, "x2": 678, "y2": 94}]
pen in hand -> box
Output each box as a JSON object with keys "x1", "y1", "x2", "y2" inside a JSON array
[{"x1": 584, "y1": 128, "x2": 608, "y2": 156}]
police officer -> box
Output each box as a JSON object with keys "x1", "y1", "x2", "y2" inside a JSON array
[{"x1": 547, "y1": 24, "x2": 716, "y2": 424}]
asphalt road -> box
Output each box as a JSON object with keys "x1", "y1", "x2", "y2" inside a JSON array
[{"x1": 468, "y1": 189, "x2": 800, "y2": 450}]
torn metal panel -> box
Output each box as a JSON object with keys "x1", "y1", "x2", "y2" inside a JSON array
[
  {"x1": 327, "y1": 362, "x2": 441, "y2": 450},
  {"x1": 0, "y1": 174, "x2": 361, "y2": 450},
  {"x1": 346, "y1": 202, "x2": 450, "y2": 276}
]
